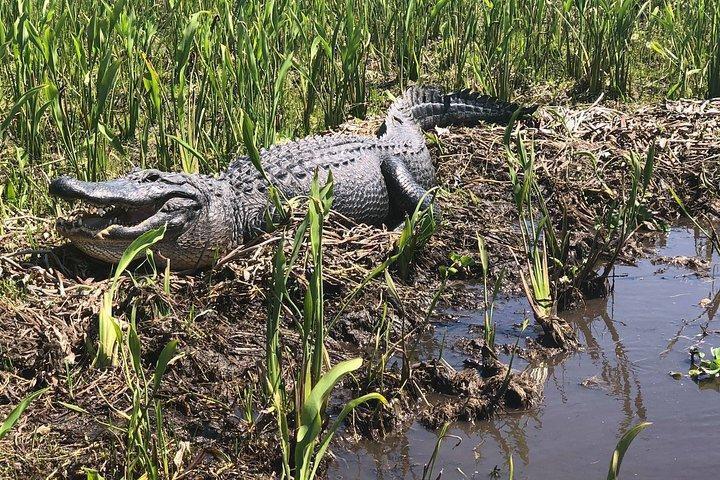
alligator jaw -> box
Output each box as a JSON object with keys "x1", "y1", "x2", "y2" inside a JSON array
[{"x1": 50, "y1": 175, "x2": 197, "y2": 241}]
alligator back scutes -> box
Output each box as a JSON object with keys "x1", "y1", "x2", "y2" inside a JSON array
[{"x1": 380, "y1": 85, "x2": 537, "y2": 136}]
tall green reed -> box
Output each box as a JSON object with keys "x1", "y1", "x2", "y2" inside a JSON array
[
  {"x1": 1, "y1": 0, "x2": 718, "y2": 219},
  {"x1": 265, "y1": 173, "x2": 387, "y2": 480}
]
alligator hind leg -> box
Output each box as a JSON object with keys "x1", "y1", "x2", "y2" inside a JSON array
[{"x1": 380, "y1": 155, "x2": 436, "y2": 224}]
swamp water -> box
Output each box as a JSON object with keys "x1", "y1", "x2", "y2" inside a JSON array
[{"x1": 330, "y1": 226, "x2": 719, "y2": 479}]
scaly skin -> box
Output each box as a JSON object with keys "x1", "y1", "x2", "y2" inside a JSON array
[{"x1": 50, "y1": 86, "x2": 536, "y2": 270}]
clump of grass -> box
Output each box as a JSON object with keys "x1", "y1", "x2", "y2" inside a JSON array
[
  {"x1": 477, "y1": 234, "x2": 505, "y2": 367},
  {"x1": 394, "y1": 189, "x2": 440, "y2": 282},
  {"x1": 265, "y1": 173, "x2": 387, "y2": 480},
  {"x1": 95, "y1": 225, "x2": 167, "y2": 368},
  {"x1": 506, "y1": 132, "x2": 576, "y2": 348},
  {"x1": 506, "y1": 128, "x2": 657, "y2": 348}
]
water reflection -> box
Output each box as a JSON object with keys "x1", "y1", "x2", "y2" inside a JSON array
[
  {"x1": 571, "y1": 294, "x2": 648, "y2": 435},
  {"x1": 662, "y1": 288, "x2": 720, "y2": 358}
]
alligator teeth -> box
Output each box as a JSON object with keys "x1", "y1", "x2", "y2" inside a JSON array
[{"x1": 97, "y1": 224, "x2": 119, "y2": 239}]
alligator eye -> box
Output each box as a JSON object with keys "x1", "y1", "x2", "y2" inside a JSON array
[{"x1": 142, "y1": 171, "x2": 161, "y2": 182}]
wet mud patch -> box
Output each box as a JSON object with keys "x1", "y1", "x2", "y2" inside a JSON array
[{"x1": 1, "y1": 99, "x2": 719, "y2": 478}]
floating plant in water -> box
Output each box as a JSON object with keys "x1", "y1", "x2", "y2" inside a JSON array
[{"x1": 689, "y1": 346, "x2": 720, "y2": 380}]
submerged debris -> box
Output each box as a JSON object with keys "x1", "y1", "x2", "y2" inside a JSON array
[{"x1": 417, "y1": 360, "x2": 544, "y2": 429}]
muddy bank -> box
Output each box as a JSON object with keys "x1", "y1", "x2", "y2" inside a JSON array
[
  {"x1": 330, "y1": 226, "x2": 720, "y2": 479},
  {"x1": 1, "y1": 99, "x2": 719, "y2": 478}
]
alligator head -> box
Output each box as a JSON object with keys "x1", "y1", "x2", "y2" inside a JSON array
[{"x1": 50, "y1": 169, "x2": 242, "y2": 270}]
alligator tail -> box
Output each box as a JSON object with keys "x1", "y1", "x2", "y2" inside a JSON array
[{"x1": 380, "y1": 86, "x2": 537, "y2": 135}]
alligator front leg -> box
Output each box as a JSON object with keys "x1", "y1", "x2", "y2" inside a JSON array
[{"x1": 380, "y1": 155, "x2": 436, "y2": 224}]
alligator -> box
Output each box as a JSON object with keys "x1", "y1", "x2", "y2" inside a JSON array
[{"x1": 50, "y1": 86, "x2": 536, "y2": 270}]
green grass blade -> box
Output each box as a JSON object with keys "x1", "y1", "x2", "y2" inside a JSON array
[
  {"x1": 0, "y1": 387, "x2": 49, "y2": 439},
  {"x1": 152, "y1": 339, "x2": 178, "y2": 395},
  {"x1": 607, "y1": 421, "x2": 652, "y2": 480}
]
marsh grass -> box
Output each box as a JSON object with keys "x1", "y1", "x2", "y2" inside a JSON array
[
  {"x1": 505, "y1": 128, "x2": 658, "y2": 347},
  {"x1": 95, "y1": 225, "x2": 167, "y2": 368},
  {"x1": 507, "y1": 130, "x2": 657, "y2": 301},
  {"x1": 1, "y1": 0, "x2": 719, "y2": 217},
  {"x1": 121, "y1": 315, "x2": 178, "y2": 480},
  {"x1": 265, "y1": 173, "x2": 388, "y2": 480},
  {"x1": 506, "y1": 132, "x2": 557, "y2": 322}
]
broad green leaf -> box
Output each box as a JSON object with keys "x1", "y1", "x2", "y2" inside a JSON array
[
  {"x1": 96, "y1": 290, "x2": 118, "y2": 367},
  {"x1": 503, "y1": 106, "x2": 526, "y2": 147},
  {"x1": 113, "y1": 225, "x2": 167, "y2": 285},
  {"x1": 94, "y1": 55, "x2": 121, "y2": 123},
  {"x1": 295, "y1": 358, "x2": 363, "y2": 474},
  {"x1": 176, "y1": 12, "x2": 208, "y2": 76},
  {"x1": 0, "y1": 387, "x2": 49, "y2": 439},
  {"x1": 85, "y1": 469, "x2": 106, "y2": 480},
  {"x1": 309, "y1": 392, "x2": 387, "y2": 479},
  {"x1": 141, "y1": 54, "x2": 162, "y2": 114},
  {"x1": 241, "y1": 111, "x2": 264, "y2": 177},
  {"x1": 0, "y1": 84, "x2": 47, "y2": 134},
  {"x1": 429, "y1": 0, "x2": 452, "y2": 19},
  {"x1": 273, "y1": 53, "x2": 294, "y2": 105}
]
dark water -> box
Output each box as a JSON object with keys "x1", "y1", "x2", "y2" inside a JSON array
[{"x1": 330, "y1": 227, "x2": 719, "y2": 479}]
